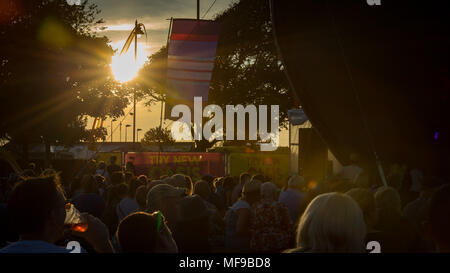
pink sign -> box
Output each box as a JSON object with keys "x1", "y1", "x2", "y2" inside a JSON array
[{"x1": 125, "y1": 152, "x2": 225, "y2": 180}]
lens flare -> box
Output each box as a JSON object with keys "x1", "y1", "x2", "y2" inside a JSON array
[{"x1": 110, "y1": 42, "x2": 147, "y2": 83}]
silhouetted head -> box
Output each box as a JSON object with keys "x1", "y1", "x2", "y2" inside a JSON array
[
  {"x1": 7, "y1": 175, "x2": 67, "y2": 243},
  {"x1": 116, "y1": 211, "x2": 178, "y2": 253}
]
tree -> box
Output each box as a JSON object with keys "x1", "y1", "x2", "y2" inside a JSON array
[
  {"x1": 210, "y1": 0, "x2": 295, "y2": 120},
  {"x1": 136, "y1": 46, "x2": 167, "y2": 106},
  {"x1": 138, "y1": 0, "x2": 295, "y2": 151},
  {"x1": 0, "y1": 0, "x2": 129, "y2": 163},
  {"x1": 141, "y1": 127, "x2": 175, "y2": 146}
]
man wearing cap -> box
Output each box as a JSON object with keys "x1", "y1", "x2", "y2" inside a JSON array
[
  {"x1": 146, "y1": 184, "x2": 186, "y2": 232},
  {"x1": 278, "y1": 174, "x2": 306, "y2": 224}
]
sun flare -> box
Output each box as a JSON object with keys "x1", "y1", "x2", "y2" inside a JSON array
[{"x1": 110, "y1": 41, "x2": 147, "y2": 83}]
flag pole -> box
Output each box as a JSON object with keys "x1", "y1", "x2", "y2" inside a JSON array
[
  {"x1": 197, "y1": 0, "x2": 200, "y2": 20},
  {"x1": 161, "y1": 18, "x2": 173, "y2": 130},
  {"x1": 133, "y1": 20, "x2": 137, "y2": 144},
  {"x1": 158, "y1": 17, "x2": 173, "y2": 168}
]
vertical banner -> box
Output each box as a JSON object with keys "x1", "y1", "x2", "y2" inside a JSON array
[{"x1": 165, "y1": 19, "x2": 220, "y2": 119}]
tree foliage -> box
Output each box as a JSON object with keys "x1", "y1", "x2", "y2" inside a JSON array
[
  {"x1": 210, "y1": 0, "x2": 295, "y2": 123},
  {"x1": 0, "y1": 0, "x2": 129, "y2": 150},
  {"x1": 141, "y1": 127, "x2": 175, "y2": 145},
  {"x1": 138, "y1": 0, "x2": 294, "y2": 150},
  {"x1": 140, "y1": 0, "x2": 295, "y2": 111},
  {"x1": 136, "y1": 46, "x2": 168, "y2": 107}
]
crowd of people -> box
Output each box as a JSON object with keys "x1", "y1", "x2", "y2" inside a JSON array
[{"x1": 0, "y1": 155, "x2": 449, "y2": 253}]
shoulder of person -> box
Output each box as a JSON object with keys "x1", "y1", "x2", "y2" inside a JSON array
[
  {"x1": 236, "y1": 207, "x2": 251, "y2": 216},
  {"x1": 0, "y1": 241, "x2": 71, "y2": 254},
  {"x1": 283, "y1": 247, "x2": 302, "y2": 253},
  {"x1": 232, "y1": 200, "x2": 250, "y2": 210}
]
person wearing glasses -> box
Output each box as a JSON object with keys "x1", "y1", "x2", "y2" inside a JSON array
[{"x1": 0, "y1": 175, "x2": 114, "y2": 253}]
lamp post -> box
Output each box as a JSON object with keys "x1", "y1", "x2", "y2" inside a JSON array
[
  {"x1": 125, "y1": 124, "x2": 131, "y2": 142},
  {"x1": 111, "y1": 118, "x2": 117, "y2": 142},
  {"x1": 197, "y1": 0, "x2": 200, "y2": 19},
  {"x1": 137, "y1": 128, "x2": 142, "y2": 141},
  {"x1": 119, "y1": 122, "x2": 122, "y2": 142},
  {"x1": 130, "y1": 112, "x2": 134, "y2": 142}
]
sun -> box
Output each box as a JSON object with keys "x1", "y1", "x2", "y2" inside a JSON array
[{"x1": 110, "y1": 42, "x2": 147, "y2": 83}]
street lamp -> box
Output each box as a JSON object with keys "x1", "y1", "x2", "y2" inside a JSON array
[
  {"x1": 119, "y1": 122, "x2": 123, "y2": 142},
  {"x1": 137, "y1": 128, "x2": 142, "y2": 141},
  {"x1": 125, "y1": 124, "x2": 131, "y2": 142},
  {"x1": 111, "y1": 118, "x2": 117, "y2": 142},
  {"x1": 130, "y1": 112, "x2": 135, "y2": 143}
]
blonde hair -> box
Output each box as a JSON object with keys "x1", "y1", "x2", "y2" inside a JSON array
[{"x1": 296, "y1": 192, "x2": 366, "y2": 252}]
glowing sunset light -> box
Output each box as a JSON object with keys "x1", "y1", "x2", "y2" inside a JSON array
[{"x1": 110, "y1": 41, "x2": 147, "y2": 83}]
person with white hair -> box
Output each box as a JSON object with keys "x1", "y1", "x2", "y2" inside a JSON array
[
  {"x1": 251, "y1": 182, "x2": 294, "y2": 252},
  {"x1": 285, "y1": 192, "x2": 367, "y2": 253},
  {"x1": 278, "y1": 174, "x2": 306, "y2": 224}
]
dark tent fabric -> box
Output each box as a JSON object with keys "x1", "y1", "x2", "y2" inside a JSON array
[{"x1": 270, "y1": 0, "x2": 449, "y2": 181}]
